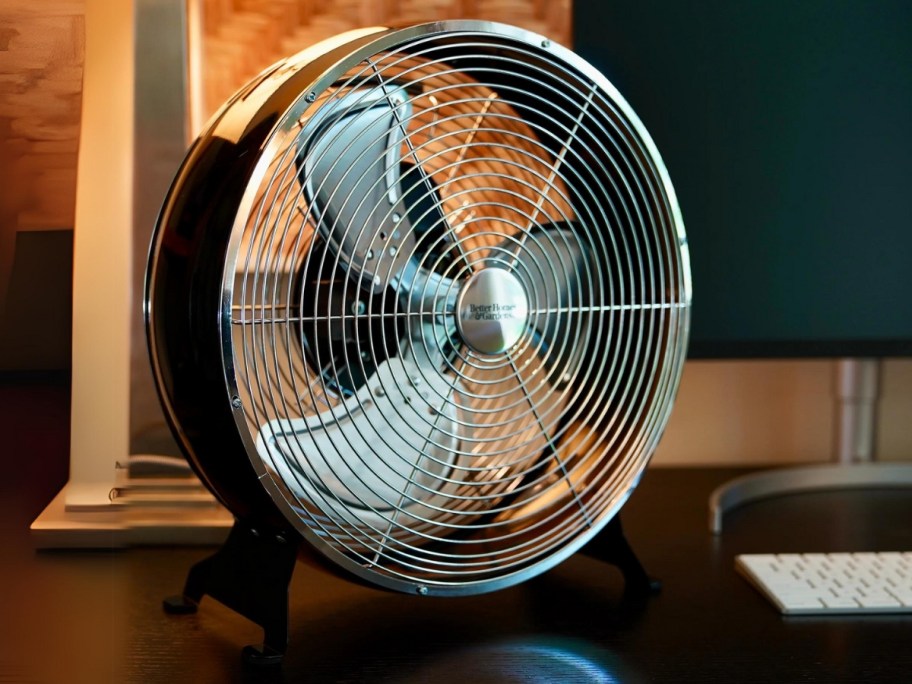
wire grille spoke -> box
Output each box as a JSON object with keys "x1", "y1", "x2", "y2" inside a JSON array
[
  {"x1": 231, "y1": 310, "x2": 453, "y2": 325},
  {"x1": 367, "y1": 56, "x2": 478, "y2": 275},
  {"x1": 506, "y1": 352, "x2": 594, "y2": 528},
  {"x1": 230, "y1": 301, "x2": 687, "y2": 325}
]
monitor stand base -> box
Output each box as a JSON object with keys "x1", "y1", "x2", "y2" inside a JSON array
[
  {"x1": 709, "y1": 462, "x2": 912, "y2": 533},
  {"x1": 710, "y1": 359, "x2": 912, "y2": 533}
]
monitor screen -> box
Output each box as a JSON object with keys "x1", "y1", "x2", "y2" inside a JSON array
[{"x1": 574, "y1": 0, "x2": 912, "y2": 358}]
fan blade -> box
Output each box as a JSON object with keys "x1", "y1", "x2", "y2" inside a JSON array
[
  {"x1": 300, "y1": 85, "x2": 418, "y2": 294},
  {"x1": 255, "y1": 351, "x2": 464, "y2": 527},
  {"x1": 399, "y1": 159, "x2": 463, "y2": 273},
  {"x1": 300, "y1": 84, "x2": 468, "y2": 300},
  {"x1": 503, "y1": 223, "x2": 591, "y2": 389}
]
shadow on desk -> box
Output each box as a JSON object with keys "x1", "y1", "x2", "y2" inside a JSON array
[{"x1": 126, "y1": 542, "x2": 651, "y2": 684}]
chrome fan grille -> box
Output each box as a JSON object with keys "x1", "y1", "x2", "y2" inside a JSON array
[{"x1": 224, "y1": 23, "x2": 690, "y2": 595}]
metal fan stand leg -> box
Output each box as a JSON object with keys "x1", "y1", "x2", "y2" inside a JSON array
[
  {"x1": 580, "y1": 515, "x2": 662, "y2": 598},
  {"x1": 163, "y1": 521, "x2": 298, "y2": 666}
]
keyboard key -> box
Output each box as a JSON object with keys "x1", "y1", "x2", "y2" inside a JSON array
[
  {"x1": 821, "y1": 596, "x2": 860, "y2": 610},
  {"x1": 779, "y1": 597, "x2": 825, "y2": 612},
  {"x1": 859, "y1": 597, "x2": 901, "y2": 609}
]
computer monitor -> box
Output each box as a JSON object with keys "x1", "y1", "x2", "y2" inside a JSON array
[
  {"x1": 574, "y1": 0, "x2": 912, "y2": 360},
  {"x1": 574, "y1": 0, "x2": 912, "y2": 530}
]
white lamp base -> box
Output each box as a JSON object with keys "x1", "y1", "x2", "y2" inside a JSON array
[{"x1": 31, "y1": 478, "x2": 233, "y2": 548}]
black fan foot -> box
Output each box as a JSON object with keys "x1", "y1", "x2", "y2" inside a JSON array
[
  {"x1": 580, "y1": 515, "x2": 660, "y2": 599},
  {"x1": 162, "y1": 595, "x2": 198, "y2": 615},
  {"x1": 242, "y1": 645, "x2": 284, "y2": 667},
  {"x1": 163, "y1": 520, "x2": 298, "y2": 666}
]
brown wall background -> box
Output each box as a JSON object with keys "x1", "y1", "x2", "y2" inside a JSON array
[
  {"x1": 191, "y1": 1, "x2": 571, "y2": 123},
  {"x1": 0, "y1": 1, "x2": 84, "y2": 372}
]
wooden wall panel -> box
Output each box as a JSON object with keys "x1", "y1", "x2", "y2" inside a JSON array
[
  {"x1": 194, "y1": 0, "x2": 571, "y2": 122},
  {"x1": 0, "y1": 1, "x2": 84, "y2": 368}
]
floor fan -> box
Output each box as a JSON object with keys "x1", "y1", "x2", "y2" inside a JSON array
[{"x1": 146, "y1": 21, "x2": 691, "y2": 663}]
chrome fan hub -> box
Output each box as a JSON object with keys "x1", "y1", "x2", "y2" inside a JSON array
[{"x1": 455, "y1": 268, "x2": 529, "y2": 355}]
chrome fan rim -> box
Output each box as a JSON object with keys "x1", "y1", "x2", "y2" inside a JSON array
[{"x1": 219, "y1": 21, "x2": 690, "y2": 595}]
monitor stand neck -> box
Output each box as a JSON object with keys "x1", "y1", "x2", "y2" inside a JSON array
[
  {"x1": 709, "y1": 357, "x2": 912, "y2": 533},
  {"x1": 834, "y1": 358, "x2": 880, "y2": 463}
]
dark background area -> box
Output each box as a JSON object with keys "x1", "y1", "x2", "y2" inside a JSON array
[{"x1": 0, "y1": 229, "x2": 72, "y2": 373}]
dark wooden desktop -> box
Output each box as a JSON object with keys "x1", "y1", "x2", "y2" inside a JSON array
[{"x1": 3, "y1": 380, "x2": 912, "y2": 683}]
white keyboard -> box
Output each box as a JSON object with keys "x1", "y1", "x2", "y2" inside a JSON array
[{"x1": 736, "y1": 552, "x2": 912, "y2": 615}]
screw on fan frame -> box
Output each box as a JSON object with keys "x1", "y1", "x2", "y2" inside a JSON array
[{"x1": 146, "y1": 21, "x2": 691, "y2": 598}]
